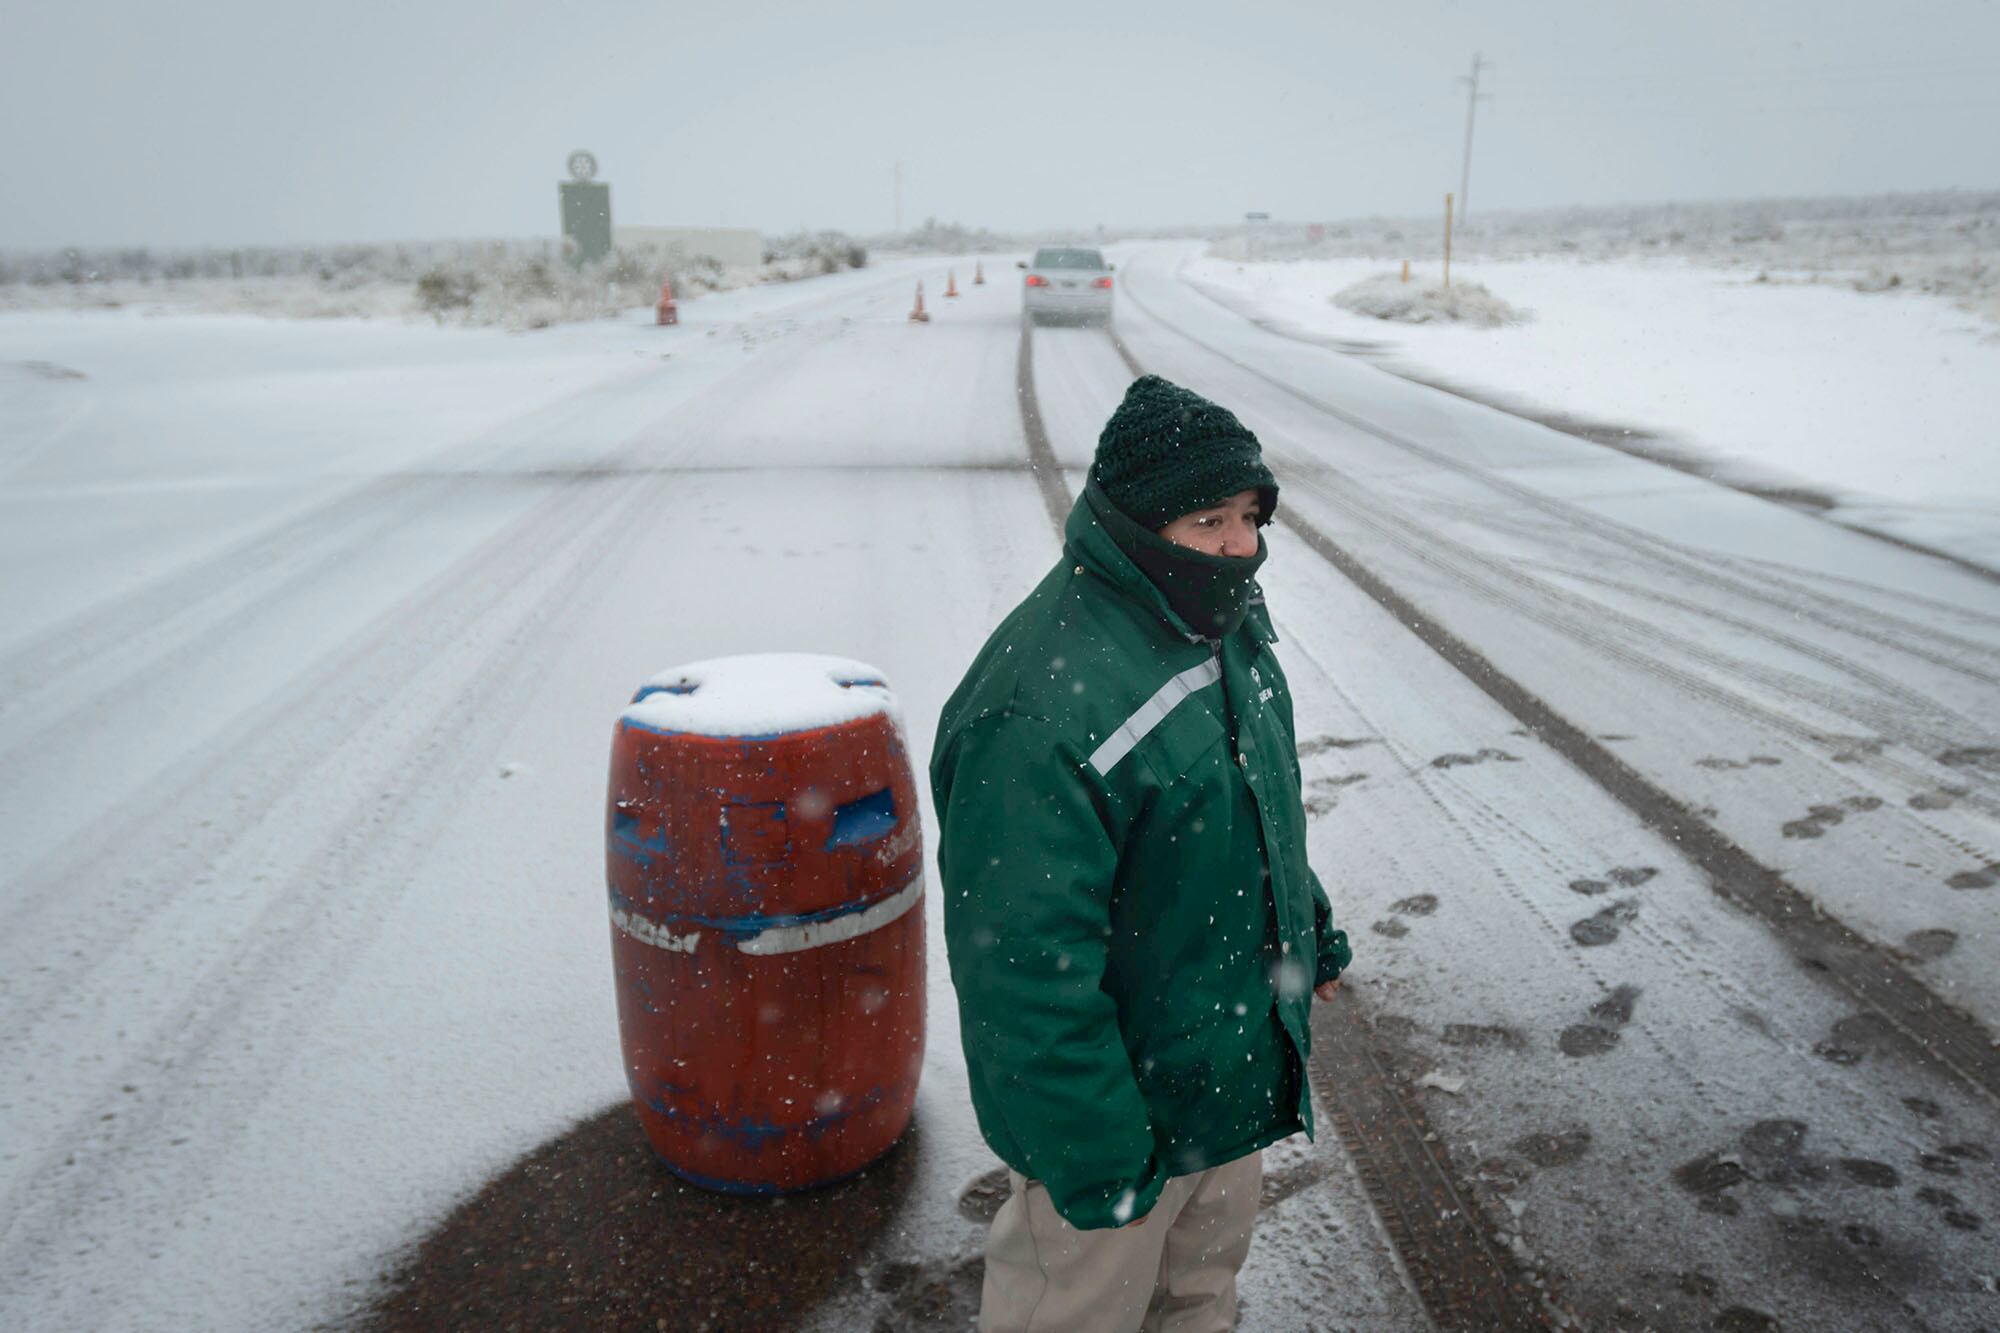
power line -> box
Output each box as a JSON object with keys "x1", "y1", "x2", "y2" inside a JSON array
[{"x1": 1456, "y1": 52, "x2": 1492, "y2": 226}]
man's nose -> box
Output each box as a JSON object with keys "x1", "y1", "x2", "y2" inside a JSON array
[{"x1": 1222, "y1": 522, "x2": 1258, "y2": 558}]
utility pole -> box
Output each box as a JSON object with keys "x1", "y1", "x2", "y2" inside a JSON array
[
  {"x1": 893, "y1": 161, "x2": 903, "y2": 234},
  {"x1": 1456, "y1": 53, "x2": 1491, "y2": 227}
]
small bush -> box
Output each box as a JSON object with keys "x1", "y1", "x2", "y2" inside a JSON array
[
  {"x1": 1332, "y1": 272, "x2": 1526, "y2": 327},
  {"x1": 416, "y1": 267, "x2": 479, "y2": 314}
]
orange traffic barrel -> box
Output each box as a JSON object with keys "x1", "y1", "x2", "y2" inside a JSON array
[{"x1": 605, "y1": 653, "x2": 925, "y2": 1192}]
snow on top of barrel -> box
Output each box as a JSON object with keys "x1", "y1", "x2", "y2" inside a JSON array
[{"x1": 621, "y1": 652, "x2": 899, "y2": 738}]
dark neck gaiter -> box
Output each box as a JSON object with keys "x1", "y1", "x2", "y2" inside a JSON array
[{"x1": 1087, "y1": 482, "x2": 1267, "y2": 640}]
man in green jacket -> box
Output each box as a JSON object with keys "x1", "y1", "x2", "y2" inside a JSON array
[{"x1": 932, "y1": 374, "x2": 1351, "y2": 1332}]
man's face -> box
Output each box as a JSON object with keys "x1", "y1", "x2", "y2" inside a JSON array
[{"x1": 1154, "y1": 488, "x2": 1262, "y2": 558}]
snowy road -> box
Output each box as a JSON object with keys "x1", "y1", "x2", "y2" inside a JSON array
[{"x1": 2, "y1": 248, "x2": 1996, "y2": 1331}]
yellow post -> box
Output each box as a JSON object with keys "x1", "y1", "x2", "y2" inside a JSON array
[
  {"x1": 1401, "y1": 259, "x2": 1410, "y2": 284},
  {"x1": 1443, "y1": 192, "x2": 1454, "y2": 290}
]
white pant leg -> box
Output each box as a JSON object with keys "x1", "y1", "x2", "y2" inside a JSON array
[
  {"x1": 978, "y1": 1170, "x2": 1198, "y2": 1333},
  {"x1": 1141, "y1": 1151, "x2": 1263, "y2": 1333}
]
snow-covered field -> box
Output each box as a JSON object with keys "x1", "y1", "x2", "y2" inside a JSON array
[
  {"x1": 3, "y1": 238, "x2": 1997, "y2": 1331},
  {"x1": 1184, "y1": 252, "x2": 2000, "y2": 570}
]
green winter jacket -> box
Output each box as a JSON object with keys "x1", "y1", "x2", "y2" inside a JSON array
[{"x1": 931, "y1": 483, "x2": 1351, "y2": 1231}]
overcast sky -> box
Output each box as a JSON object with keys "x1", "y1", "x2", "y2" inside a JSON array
[{"x1": 4, "y1": 0, "x2": 1997, "y2": 249}]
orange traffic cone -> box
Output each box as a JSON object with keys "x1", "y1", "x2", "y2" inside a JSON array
[
  {"x1": 655, "y1": 277, "x2": 679, "y2": 326},
  {"x1": 945, "y1": 269, "x2": 960, "y2": 299},
  {"x1": 908, "y1": 281, "x2": 930, "y2": 322},
  {"x1": 973, "y1": 260, "x2": 986, "y2": 285}
]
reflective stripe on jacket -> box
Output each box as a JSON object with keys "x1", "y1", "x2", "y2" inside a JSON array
[{"x1": 931, "y1": 487, "x2": 1351, "y2": 1230}]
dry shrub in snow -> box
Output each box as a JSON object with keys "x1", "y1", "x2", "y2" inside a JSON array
[
  {"x1": 0, "y1": 233, "x2": 867, "y2": 330},
  {"x1": 1332, "y1": 273, "x2": 1527, "y2": 327}
]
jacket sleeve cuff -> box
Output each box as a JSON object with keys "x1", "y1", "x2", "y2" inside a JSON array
[
  {"x1": 1045, "y1": 1157, "x2": 1168, "y2": 1231},
  {"x1": 1314, "y1": 928, "x2": 1352, "y2": 987}
]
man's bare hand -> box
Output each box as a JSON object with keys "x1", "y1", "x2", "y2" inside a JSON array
[{"x1": 1314, "y1": 978, "x2": 1342, "y2": 1001}]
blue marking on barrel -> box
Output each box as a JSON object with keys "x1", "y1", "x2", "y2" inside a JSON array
[
  {"x1": 609, "y1": 808, "x2": 673, "y2": 869},
  {"x1": 826, "y1": 787, "x2": 896, "y2": 849},
  {"x1": 630, "y1": 681, "x2": 699, "y2": 704},
  {"x1": 616, "y1": 715, "x2": 791, "y2": 742},
  {"x1": 720, "y1": 798, "x2": 789, "y2": 866},
  {"x1": 622, "y1": 970, "x2": 662, "y2": 1015},
  {"x1": 639, "y1": 1082, "x2": 894, "y2": 1159}
]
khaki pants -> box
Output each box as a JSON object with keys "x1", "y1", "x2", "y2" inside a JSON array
[{"x1": 977, "y1": 1151, "x2": 1263, "y2": 1333}]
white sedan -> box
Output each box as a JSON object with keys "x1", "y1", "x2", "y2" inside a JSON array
[{"x1": 1020, "y1": 247, "x2": 1114, "y2": 326}]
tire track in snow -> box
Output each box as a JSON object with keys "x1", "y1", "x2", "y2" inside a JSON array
[
  {"x1": 1107, "y1": 277, "x2": 2000, "y2": 1111},
  {"x1": 0, "y1": 466, "x2": 667, "y2": 1320},
  {"x1": 1159, "y1": 265, "x2": 2000, "y2": 674},
  {"x1": 0, "y1": 357, "x2": 676, "y2": 720},
  {"x1": 0, "y1": 304, "x2": 882, "y2": 1072},
  {"x1": 0, "y1": 266, "x2": 928, "y2": 727},
  {"x1": 1125, "y1": 315, "x2": 1971, "y2": 757},
  {"x1": 1013, "y1": 316, "x2": 1074, "y2": 529},
  {"x1": 1306, "y1": 468, "x2": 1990, "y2": 791},
  {"x1": 0, "y1": 292, "x2": 935, "y2": 1315},
  {"x1": 1126, "y1": 316, "x2": 1998, "y2": 793}
]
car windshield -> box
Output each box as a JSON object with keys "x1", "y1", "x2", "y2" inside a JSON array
[{"x1": 1032, "y1": 248, "x2": 1107, "y2": 270}]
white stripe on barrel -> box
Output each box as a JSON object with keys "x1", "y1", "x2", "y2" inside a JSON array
[
  {"x1": 735, "y1": 872, "x2": 925, "y2": 956},
  {"x1": 610, "y1": 907, "x2": 702, "y2": 954}
]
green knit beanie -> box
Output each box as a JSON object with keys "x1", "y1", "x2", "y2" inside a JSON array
[{"x1": 1090, "y1": 375, "x2": 1278, "y2": 529}]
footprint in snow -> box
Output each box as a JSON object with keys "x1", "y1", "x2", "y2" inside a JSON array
[
  {"x1": 1901, "y1": 928, "x2": 1958, "y2": 961},
  {"x1": 1945, "y1": 862, "x2": 1999, "y2": 891},
  {"x1": 1907, "y1": 784, "x2": 1969, "y2": 810},
  {"x1": 1302, "y1": 772, "x2": 1366, "y2": 819},
  {"x1": 1512, "y1": 1126, "x2": 1592, "y2": 1168},
  {"x1": 1780, "y1": 794, "x2": 1883, "y2": 839},
  {"x1": 1672, "y1": 1151, "x2": 1749, "y2": 1215},
  {"x1": 1429, "y1": 747, "x2": 1519, "y2": 770},
  {"x1": 1695, "y1": 755, "x2": 1783, "y2": 771},
  {"x1": 1477, "y1": 1127, "x2": 1592, "y2": 1193},
  {"x1": 1568, "y1": 865, "x2": 1658, "y2": 895},
  {"x1": 1297, "y1": 735, "x2": 1377, "y2": 757},
  {"x1": 1838, "y1": 1158, "x2": 1901, "y2": 1188},
  {"x1": 1569, "y1": 899, "x2": 1639, "y2": 947},
  {"x1": 1917, "y1": 1186, "x2": 1985, "y2": 1232},
  {"x1": 1440, "y1": 1023, "x2": 1526, "y2": 1050},
  {"x1": 1370, "y1": 892, "x2": 1438, "y2": 937},
  {"x1": 1812, "y1": 1012, "x2": 1898, "y2": 1067},
  {"x1": 1558, "y1": 983, "x2": 1640, "y2": 1057}
]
